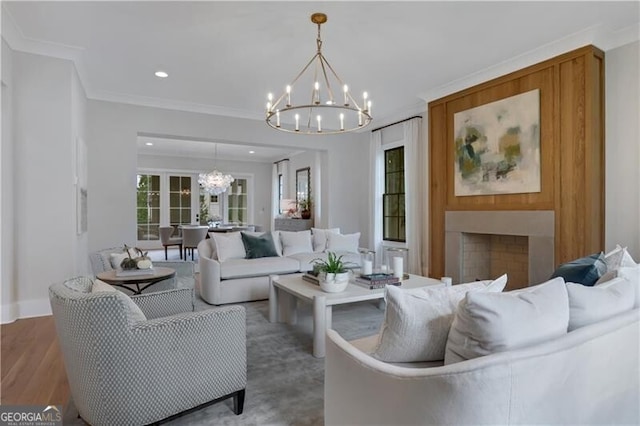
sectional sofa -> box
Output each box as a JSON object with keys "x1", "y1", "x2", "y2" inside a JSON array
[
  {"x1": 324, "y1": 263, "x2": 640, "y2": 425},
  {"x1": 198, "y1": 229, "x2": 362, "y2": 305}
]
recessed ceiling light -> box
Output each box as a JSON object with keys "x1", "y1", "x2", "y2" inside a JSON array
[
  {"x1": 155, "y1": 71, "x2": 168, "y2": 78},
  {"x1": 145, "y1": 142, "x2": 153, "y2": 146},
  {"x1": 249, "y1": 150, "x2": 255, "y2": 154}
]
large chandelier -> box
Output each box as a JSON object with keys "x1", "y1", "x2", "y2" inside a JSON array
[
  {"x1": 265, "y1": 13, "x2": 372, "y2": 135},
  {"x1": 198, "y1": 144, "x2": 234, "y2": 195}
]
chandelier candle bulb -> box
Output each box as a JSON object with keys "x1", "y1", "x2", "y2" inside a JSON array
[
  {"x1": 363, "y1": 92, "x2": 368, "y2": 111},
  {"x1": 317, "y1": 115, "x2": 322, "y2": 132},
  {"x1": 368, "y1": 100, "x2": 372, "y2": 116},
  {"x1": 343, "y1": 84, "x2": 349, "y2": 105},
  {"x1": 314, "y1": 81, "x2": 320, "y2": 104},
  {"x1": 358, "y1": 110, "x2": 363, "y2": 126},
  {"x1": 286, "y1": 86, "x2": 291, "y2": 106},
  {"x1": 340, "y1": 113, "x2": 344, "y2": 131},
  {"x1": 276, "y1": 110, "x2": 280, "y2": 127},
  {"x1": 295, "y1": 114, "x2": 300, "y2": 131}
]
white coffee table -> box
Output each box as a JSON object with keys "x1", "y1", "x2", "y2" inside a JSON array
[{"x1": 269, "y1": 273, "x2": 442, "y2": 358}]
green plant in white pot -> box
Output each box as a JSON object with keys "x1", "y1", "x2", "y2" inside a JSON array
[{"x1": 312, "y1": 252, "x2": 355, "y2": 293}]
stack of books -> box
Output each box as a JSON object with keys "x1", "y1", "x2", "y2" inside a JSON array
[
  {"x1": 302, "y1": 272, "x2": 320, "y2": 285},
  {"x1": 353, "y1": 273, "x2": 401, "y2": 289}
]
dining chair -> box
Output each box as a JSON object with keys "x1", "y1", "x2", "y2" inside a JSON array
[
  {"x1": 182, "y1": 226, "x2": 209, "y2": 260},
  {"x1": 159, "y1": 226, "x2": 183, "y2": 260}
]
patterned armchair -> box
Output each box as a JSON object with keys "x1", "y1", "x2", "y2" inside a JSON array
[{"x1": 49, "y1": 277, "x2": 246, "y2": 425}]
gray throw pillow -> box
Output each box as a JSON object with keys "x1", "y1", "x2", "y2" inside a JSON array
[{"x1": 241, "y1": 232, "x2": 279, "y2": 259}]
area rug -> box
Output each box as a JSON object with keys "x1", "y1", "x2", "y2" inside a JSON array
[{"x1": 63, "y1": 296, "x2": 385, "y2": 425}]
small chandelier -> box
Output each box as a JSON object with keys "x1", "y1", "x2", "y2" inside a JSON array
[
  {"x1": 265, "y1": 13, "x2": 372, "y2": 135},
  {"x1": 198, "y1": 144, "x2": 234, "y2": 195}
]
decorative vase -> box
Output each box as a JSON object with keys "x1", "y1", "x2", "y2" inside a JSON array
[
  {"x1": 301, "y1": 210, "x2": 311, "y2": 219},
  {"x1": 319, "y1": 271, "x2": 350, "y2": 293}
]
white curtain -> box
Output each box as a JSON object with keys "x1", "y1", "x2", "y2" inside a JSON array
[
  {"x1": 370, "y1": 130, "x2": 384, "y2": 267},
  {"x1": 403, "y1": 118, "x2": 422, "y2": 275}
]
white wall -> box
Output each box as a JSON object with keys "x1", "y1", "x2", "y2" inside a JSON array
[
  {"x1": 3, "y1": 51, "x2": 87, "y2": 322},
  {"x1": 71, "y1": 59, "x2": 89, "y2": 276},
  {"x1": 138, "y1": 154, "x2": 273, "y2": 231},
  {"x1": 87, "y1": 100, "x2": 370, "y2": 252},
  {"x1": 1, "y1": 39, "x2": 17, "y2": 322},
  {"x1": 605, "y1": 41, "x2": 640, "y2": 258}
]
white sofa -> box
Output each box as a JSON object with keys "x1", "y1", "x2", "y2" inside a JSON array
[
  {"x1": 325, "y1": 300, "x2": 640, "y2": 425},
  {"x1": 198, "y1": 230, "x2": 362, "y2": 305}
]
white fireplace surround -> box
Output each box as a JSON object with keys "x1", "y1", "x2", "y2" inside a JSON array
[{"x1": 445, "y1": 211, "x2": 555, "y2": 286}]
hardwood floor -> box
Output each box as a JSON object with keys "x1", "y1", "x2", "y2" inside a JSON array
[{"x1": 1, "y1": 315, "x2": 70, "y2": 406}]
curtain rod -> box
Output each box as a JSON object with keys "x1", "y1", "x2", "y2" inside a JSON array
[
  {"x1": 371, "y1": 115, "x2": 423, "y2": 133},
  {"x1": 273, "y1": 158, "x2": 290, "y2": 165}
]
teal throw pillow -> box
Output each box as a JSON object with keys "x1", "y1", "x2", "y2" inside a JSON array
[
  {"x1": 550, "y1": 253, "x2": 606, "y2": 286},
  {"x1": 241, "y1": 232, "x2": 279, "y2": 259}
]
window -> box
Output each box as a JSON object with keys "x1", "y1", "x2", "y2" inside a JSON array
[
  {"x1": 383, "y1": 146, "x2": 405, "y2": 242},
  {"x1": 227, "y1": 179, "x2": 248, "y2": 224},
  {"x1": 169, "y1": 176, "x2": 192, "y2": 228},
  {"x1": 200, "y1": 193, "x2": 220, "y2": 225},
  {"x1": 199, "y1": 178, "x2": 250, "y2": 225},
  {"x1": 137, "y1": 174, "x2": 161, "y2": 241}
]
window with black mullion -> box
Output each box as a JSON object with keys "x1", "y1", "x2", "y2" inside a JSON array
[{"x1": 383, "y1": 147, "x2": 406, "y2": 242}]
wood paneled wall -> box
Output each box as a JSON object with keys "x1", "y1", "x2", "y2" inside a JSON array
[{"x1": 428, "y1": 46, "x2": 604, "y2": 278}]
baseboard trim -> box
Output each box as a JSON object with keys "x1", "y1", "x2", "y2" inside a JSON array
[
  {"x1": 1, "y1": 302, "x2": 19, "y2": 324},
  {"x1": 1, "y1": 298, "x2": 52, "y2": 324}
]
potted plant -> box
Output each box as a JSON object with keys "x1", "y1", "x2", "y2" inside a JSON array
[
  {"x1": 298, "y1": 197, "x2": 312, "y2": 219},
  {"x1": 312, "y1": 251, "x2": 355, "y2": 293}
]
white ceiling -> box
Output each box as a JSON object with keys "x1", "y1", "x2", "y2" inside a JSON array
[
  {"x1": 3, "y1": 1, "x2": 639, "y2": 160},
  {"x1": 137, "y1": 136, "x2": 300, "y2": 162}
]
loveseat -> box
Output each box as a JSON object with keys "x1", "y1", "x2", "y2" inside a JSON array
[
  {"x1": 198, "y1": 229, "x2": 363, "y2": 305},
  {"x1": 324, "y1": 267, "x2": 640, "y2": 425}
]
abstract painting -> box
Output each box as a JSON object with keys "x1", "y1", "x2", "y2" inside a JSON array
[{"x1": 454, "y1": 89, "x2": 540, "y2": 196}]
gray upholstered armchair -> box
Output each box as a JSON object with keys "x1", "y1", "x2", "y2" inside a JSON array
[{"x1": 49, "y1": 277, "x2": 246, "y2": 425}]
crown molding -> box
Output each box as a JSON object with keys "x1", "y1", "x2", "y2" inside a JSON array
[
  {"x1": 1, "y1": 4, "x2": 94, "y2": 93},
  {"x1": 369, "y1": 100, "x2": 426, "y2": 131},
  {"x1": 89, "y1": 89, "x2": 264, "y2": 121},
  {"x1": 1, "y1": 3, "x2": 267, "y2": 121},
  {"x1": 420, "y1": 22, "x2": 640, "y2": 103}
]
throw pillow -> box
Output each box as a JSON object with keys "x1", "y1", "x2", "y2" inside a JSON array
[
  {"x1": 327, "y1": 232, "x2": 360, "y2": 254},
  {"x1": 372, "y1": 274, "x2": 508, "y2": 363},
  {"x1": 567, "y1": 278, "x2": 635, "y2": 331},
  {"x1": 244, "y1": 231, "x2": 283, "y2": 256},
  {"x1": 240, "y1": 232, "x2": 279, "y2": 259},
  {"x1": 311, "y1": 228, "x2": 340, "y2": 252},
  {"x1": 550, "y1": 253, "x2": 606, "y2": 286},
  {"x1": 91, "y1": 279, "x2": 146, "y2": 324},
  {"x1": 444, "y1": 277, "x2": 569, "y2": 365},
  {"x1": 211, "y1": 232, "x2": 246, "y2": 262},
  {"x1": 603, "y1": 245, "x2": 627, "y2": 271},
  {"x1": 109, "y1": 252, "x2": 127, "y2": 270},
  {"x1": 280, "y1": 230, "x2": 313, "y2": 256},
  {"x1": 617, "y1": 264, "x2": 640, "y2": 308}
]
